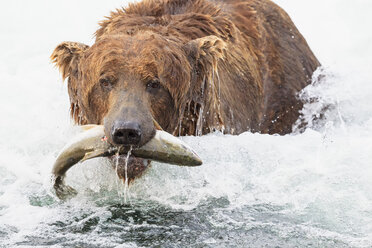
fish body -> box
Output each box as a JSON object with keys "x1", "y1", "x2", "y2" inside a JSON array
[{"x1": 52, "y1": 125, "x2": 202, "y2": 199}]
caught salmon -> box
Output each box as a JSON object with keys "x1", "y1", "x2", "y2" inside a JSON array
[{"x1": 52, "y1": 125, "x2": 202, "y2": 199}]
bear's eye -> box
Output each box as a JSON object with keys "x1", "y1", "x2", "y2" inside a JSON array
[
  {"x1": 146, "y1": 80, "x2": 161, "y2": 92},
  {"x1": 100, "y1": 78, "x2": 113, "y2": 89}
]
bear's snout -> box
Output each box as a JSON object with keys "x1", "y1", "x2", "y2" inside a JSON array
[
  {"x1": 104, "y1": 98, "x2": 156, "y2": 149},
  {"x1": 111, "y1": 120, "x2": 142, "y2": 146}
]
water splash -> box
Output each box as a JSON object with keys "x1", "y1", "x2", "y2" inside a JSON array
[
  {"x1": 178, "y1": 115, "x2": 183, "y2": 136},
  {"x1": 114, "y1": 146, "x2": 132, "y2": 204},
  {"x1": 114, "y1": 150, "x2": 121, "y2": 199},
  {"x1": 216, "y1": 69, "x2": 221, "y2": 104},
  {"x1": 201, "y1": 75, "x2": 206, "y2": 97},
  {"x1": 123, "y1": 146, "x2": 132, "y2": 204},
  {"x1": 196, "y1": 104, "x2": 204, "y2": 136}
]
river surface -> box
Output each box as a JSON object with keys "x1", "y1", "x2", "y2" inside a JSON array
[{"x1": 0, "y1": 0, "x2": 371, "y2": 247}]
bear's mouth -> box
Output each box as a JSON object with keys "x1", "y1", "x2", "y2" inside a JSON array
[{"x1": 108, "y1": 154, "x2": 150, "y2": 183}]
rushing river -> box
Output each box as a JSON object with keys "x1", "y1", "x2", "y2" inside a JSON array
[{"x1": 0, "y1": 0, "x2": 371, "y2": 247}]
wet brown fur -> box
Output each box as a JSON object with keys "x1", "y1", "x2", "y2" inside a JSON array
[{"x1": 51, "y1": 0, "x2": 320, "y2": 136}]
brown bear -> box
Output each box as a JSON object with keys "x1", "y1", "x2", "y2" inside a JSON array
[{"x1": 51, "y1": 0, "x2": 319, "y2": 180}]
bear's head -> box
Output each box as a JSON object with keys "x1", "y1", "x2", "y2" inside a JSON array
[{"x1": 51, "y1": 32, "x2": 226, "y2": 147}]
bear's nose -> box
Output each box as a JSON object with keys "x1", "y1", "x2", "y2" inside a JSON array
[{"x1": 111, "y1": 121, "x2": 142, "y2": 146}]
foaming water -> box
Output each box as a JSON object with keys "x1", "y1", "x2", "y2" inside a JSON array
[{"x1": 1, "y1": 0, "x2": 372, "y2": 247}]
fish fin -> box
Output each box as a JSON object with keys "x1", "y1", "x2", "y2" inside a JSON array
[
  {"x1": 153, "y1": 118, "x2": 163, "y2": 130},
  {"x1": 81, "y1": 149, "x2": 106, "y2": 162},
  {"x1": 80, "y1": 124, "x2": 100, "y2": 131}
]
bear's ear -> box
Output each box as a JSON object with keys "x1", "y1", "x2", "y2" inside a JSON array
[
  {"x1": 184, "y1": 35, "x2": 226, "y2": 69},
  {"x1": 50, "y1": 42, "x2": 89, "y2": 80}
]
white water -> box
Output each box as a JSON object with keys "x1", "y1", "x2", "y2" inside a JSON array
[{"x1": 0, "y1": 1, "x2": 371, "y2": 247}]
